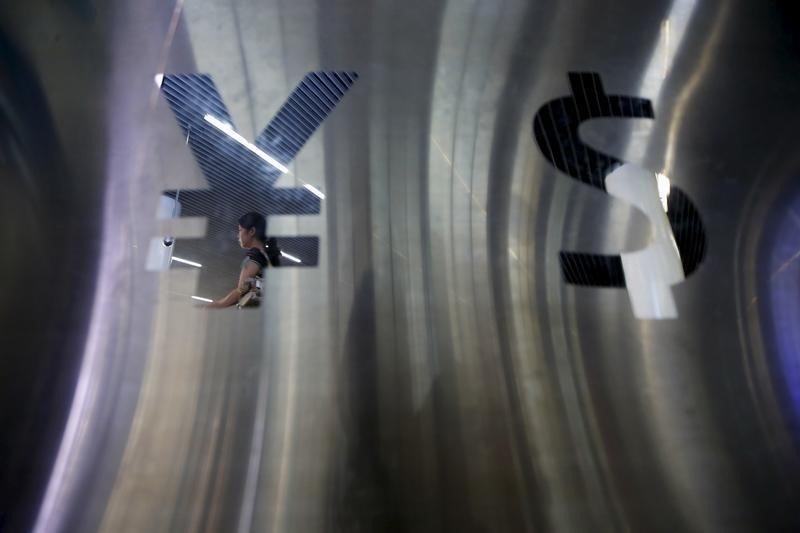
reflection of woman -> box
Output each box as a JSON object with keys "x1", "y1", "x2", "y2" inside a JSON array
[{"x1": 205, "y1": 212, "x2": 279, "y2": 309}]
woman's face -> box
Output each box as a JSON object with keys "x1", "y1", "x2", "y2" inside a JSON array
[{"x1": 237, "y1": 225, "x2": 254, "y2": 248}]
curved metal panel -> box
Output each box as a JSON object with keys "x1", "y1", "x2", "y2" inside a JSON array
[{"x1": 2, "y1": 1, "x2": 800, "y2": 532}]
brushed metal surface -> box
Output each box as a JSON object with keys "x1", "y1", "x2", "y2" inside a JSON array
[{"x1": 2, "y1": 0, "x2": 800, "y2": 531}]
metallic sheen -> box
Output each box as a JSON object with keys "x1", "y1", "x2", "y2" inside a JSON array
[{"x1": 2, "y1": 0, "x2": 800, "y2": 531}]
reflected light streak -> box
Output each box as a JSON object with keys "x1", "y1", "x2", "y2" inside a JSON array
[
  {"x1": 662, "y1": 19, "x2": 671, "y2": 79},
  {"x1": 281, "y1": 252, "x2": 301, "y2": 264},
  {"x1": 204, "y1": 114, "x2": 289, "y2": 174},
  {"x1": 634, "y1": 6, "x2": 732, "y2": 529},
  {"x1": 190, "y1": 295, "x2": 213, "y2": 303},
  {"x1": 640, "y1": 0, "x2": 697, "y2": 102},
  {"x1": 626, "y1": 0, "x2": 698, "y2": 171},
  {"x1": 663, "y1": 3, "x2": 728, "y2": 176},
  {"x1": 33, "y1": 269, "x2": 112, "y2": 533},
  {"x1": 171, "y1": 256, "x2": 202, "y2": 268},
  {"x1": 656, "y1": 173, "x2": 671, "y2": 212},
  {"x1": 303, "y1": 183, "x2": 325, "y2": 200},
  {"x1": 768, "y1": 197, "x2": 800, "y2": 419},
  {"x1": 34, "y1": 4, "x2": 187, "y2": 530}
]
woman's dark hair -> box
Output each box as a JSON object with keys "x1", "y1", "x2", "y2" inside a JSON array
[
  {"x1": 238, "y1": 212, "x2": 267, "y2": 242},
  {"x1": 238, "y1": 211, "x2": 280, "y2": 266}
]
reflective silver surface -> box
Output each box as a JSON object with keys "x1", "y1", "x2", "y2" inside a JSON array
[{"x1": 3, "y1": 0, "x2": 800, "y2": 531}]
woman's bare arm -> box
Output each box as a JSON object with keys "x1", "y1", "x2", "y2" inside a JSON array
[{"x1": 206, "y1": 260, "x2": 261, "y2": 309}]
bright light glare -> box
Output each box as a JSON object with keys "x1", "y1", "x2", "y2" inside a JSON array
[
  {"x1": 303, "y1": 183, "x2": 326, "y2": 200},
  {"x1": 154, "y1": 73, "x2": 164, "y2": 87},
  {"x1": 656, "y1": 173, "x2": 671, "y2": 212},
  {"x1": 171, "y1": 256, "x2": 202, "y2": 268},
  {"x1": 191, "y1": 296, "x2": 213, "y2": 303},
  {"x1": 281, "y1": 252, "x2": 302, "y2": 263},
  {"x1": 203, "y1": 114, "x2": 289, "y2": 174}
]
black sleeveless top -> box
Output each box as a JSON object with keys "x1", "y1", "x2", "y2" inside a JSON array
[{"x1": 241, "y1": 247, "x2": 268, "y2": 274}]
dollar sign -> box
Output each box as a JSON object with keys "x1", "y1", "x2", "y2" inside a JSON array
[{"x1": 533, "y1": 72, "x2": 705, "y2": 319}]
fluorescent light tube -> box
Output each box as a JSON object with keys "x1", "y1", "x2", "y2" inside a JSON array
[
  {"x1": 281, "y1": 252, "x2": 302, "y2": 263},
  {"x1": 303, "y1": 183, "x2": 325, "y2": 200},
  {"x1": 171, "y1": 256, "x2": 202, "y2": 268},
  {"x1": 203, "y1": 114, "x2": 289, "y2": 174}
]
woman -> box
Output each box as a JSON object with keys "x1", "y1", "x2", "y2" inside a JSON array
[{"x1": 205, "y1": 212, "x2": 280, "y2": 309}]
